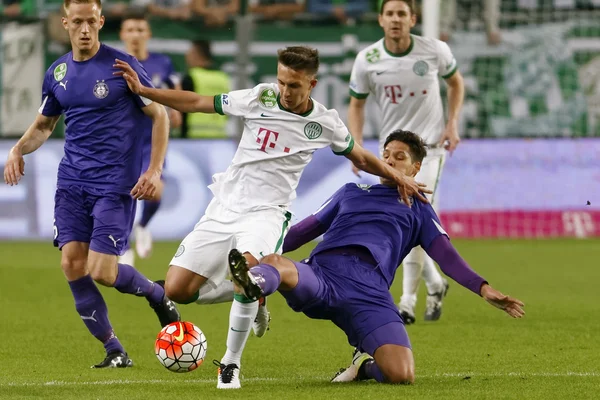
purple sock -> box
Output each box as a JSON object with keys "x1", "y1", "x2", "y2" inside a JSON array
[
  {"x1": 69, "y1": 275, "x2": 124, "y2": 354},
  {"x1": 249, "y1": 264, "x2": 281, "y2": 296},
  {"x1": 113, "y1": 263, "x2": 164, "y2": 304},
  {"x1": 364, "y1": 360, "x2": 386, "y2": 383},
  {"x1": 139, "y1": 200, "x2": 161, "y2": 228}
]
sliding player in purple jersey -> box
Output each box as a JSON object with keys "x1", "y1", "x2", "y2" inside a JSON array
[
  {"x1": 119, "y1": 13, "x2": 182, "y2": 263},
  {"x1": 3, "y1": 0, "x2": 180, "y2": 368},
  {"x1": 228, "y1": 130, "x2": 525, "y2": 384}
]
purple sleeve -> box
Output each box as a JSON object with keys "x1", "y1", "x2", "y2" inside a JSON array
[
  {"x1": 39, "y1": 72, "x2": 62, "y2": 116},
  {"x1": 282, "y1": 215, "x2": 327, "y2": 254},
  {"x1": 282, "y1": 185, "x2": 346, "y2": 253},
  {"x1": 425, "y1": 235, "x2": 488, "y2": 296}
]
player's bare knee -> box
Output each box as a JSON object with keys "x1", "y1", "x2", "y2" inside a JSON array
[
  {"x1": 165, "y1": 266, "x2": 201, "y2": 303},
  {"x1": 259, "y1": 254, "x2": 284, "y2": 269},
  {"x1": 60, "y1": 256, "x2": 87, "y2": 279},
  {"x1": 88, "y1": 261, "x2": 116, "y2": 286},
  {"x1": 381, "y1": 364, "x2": 414, "y2": 384}
]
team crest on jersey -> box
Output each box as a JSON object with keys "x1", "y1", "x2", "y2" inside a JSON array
[
  {"x1": 366, "y1": 48, "x2": 380, "y2": 63},
  {"x1": 93, "y1": 80, "x2": 109, "y2": 99},
  {"x1": 413, "y1": 60, "x2": 429, "y2": 76},
  {"x1": 54, "y1": 63, "x2": 67, "y2": 81},
  {"x1": 259, "y1": 89, "x2": 277, "y2": 108},
  {"x1": 304, "y1": 122, "x2": 322, "y2": 140},
  {"x1": 152, "y1": 74, "x2": 162, "y2": 87}
]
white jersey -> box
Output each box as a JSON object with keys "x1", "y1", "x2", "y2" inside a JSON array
[
  {"x1": 211, "y1": 83, "x2": 354, "y2": 213},
  {"x1": 350, "y1": 35, "x2": 458, "y2": 149}
]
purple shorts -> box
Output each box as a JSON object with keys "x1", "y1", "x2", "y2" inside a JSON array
[
  {"x1": 280, "y1": 251, "x2": 411, "y2": 356},
  {"x1": 53, "y1": 186, "x2": 136, "y2": 256}
]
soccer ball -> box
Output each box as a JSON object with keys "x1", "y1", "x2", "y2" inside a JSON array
[{"x1": 155, "y1": 321, "x2": 207, "y2": 373}]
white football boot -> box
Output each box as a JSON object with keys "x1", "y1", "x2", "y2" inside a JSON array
[
  {"x1": 214, "y1": 360, "x2": 241, "y2": 389},
  {"x1": 331, "y1": 349, "x2": 373, "y2": 382}
]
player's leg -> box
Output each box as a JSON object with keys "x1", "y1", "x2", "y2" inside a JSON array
[
  {"x1": 216, "y1": 210, "x2": 291, "y2": 389},
  {"x1": 163, "y1": 215, "x2": 236, "y2": 305},
  {"x1": 332, "y1": 292, "x2": 414, "y2": 383},
  {"x1": 54, "y1": 187, "x2": 130, "y2": 368},
  {"x1": 88, "y1": 191, "x2": 180, "y2": 329},
  {"x1": 399, "y1": 150, "x2": 446, "y2": 323}
]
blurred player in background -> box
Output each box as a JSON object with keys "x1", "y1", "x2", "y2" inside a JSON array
[
  {"x1": 119, "y1": 12, "x2": 182, "y2": 265},
  {"x1": 114, "y1": 46, "x2": 430, "y2": 389},
  {"x1": 348, "y1": 0, "x2": 465, "y2": 324},
  {"x1": 228, "y1": 130, "x2": 524, "y2": 385},
  {"x1": 3, "y1": 0, "x2": 180, "y2": 368}
]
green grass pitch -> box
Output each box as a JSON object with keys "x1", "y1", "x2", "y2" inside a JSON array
[{"x1": 0, "y1": 239, "x2": 599, "y2": 399}]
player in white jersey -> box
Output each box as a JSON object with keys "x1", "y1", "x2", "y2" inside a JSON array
[
  {"x1": 348, "y1": 0, "x2": 465, "y2": 325},
  {"x1": 114, "y1": 46, "x2": 430, "y2": 389}
]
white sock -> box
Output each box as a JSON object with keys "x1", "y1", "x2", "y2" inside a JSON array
[
  {"x1": 400, "y1": 246, "x2": 425, "y2": 309},
  {"x1": 421, "y1": 255, "x2": 445, "y2": 294},
  {"x1": 195, "y1": 280, "x2": 234, "y2": 304},
  {"x1": 221, "y1": 296, "x2": 258, "y2": 367}
]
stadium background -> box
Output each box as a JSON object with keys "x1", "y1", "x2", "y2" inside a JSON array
[{"x1": 0, "y1": 1, "x2": 599, "y2": 399}]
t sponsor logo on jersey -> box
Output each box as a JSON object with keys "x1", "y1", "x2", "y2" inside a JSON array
[
  {"x1": 413, "y1": 60, "x2": 429, "y2": 76},
  {"x1": 93, "y1": 80, "x2": 109, "y2": 99},
  {"x1": 257, "y1": 127, "x2": 280, "y2": 152},
  {"x1": 304, "y1": 122, "x2": 322, "y2": 140},
  {"x1": 366, "y1": 48, "x2": 381, "y2": 63},
  {"x1": 259, "y1": 89, "x2": 277, "y2": 108},
  {"x1": 54, "y1": 63, "x2": 67, "y2": 81},
  {"x1": 175, "y1": 245, "x2": 185, "y2": 257},
  {"x1": 384, "y1": 85, "x2": 402, "y2": 104},
  {"x1": 222, "y1": 94, "x2": 229, "y2": 105}
]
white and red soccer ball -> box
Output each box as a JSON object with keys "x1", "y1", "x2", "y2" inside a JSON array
[{"x1": 155, "y1": 321, "x2": 207, "y2": 373}]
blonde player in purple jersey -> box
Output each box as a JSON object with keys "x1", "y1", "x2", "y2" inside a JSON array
[{"x1": 3, "y1": 0, "x2": 180, "y2": 368}]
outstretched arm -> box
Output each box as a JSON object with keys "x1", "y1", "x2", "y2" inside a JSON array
[
  {"x1": 114, "y1": 59, "x2": 216, "y2": 114},
  {"x1": 425, "y1": 235, "x2": 525, "y2": 318}
]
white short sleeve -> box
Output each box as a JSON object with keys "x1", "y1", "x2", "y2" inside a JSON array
[
  {"x1": 330, "y1": 113, "x2": 355, "y2": 155},
  {"x1": 214, "y1": 85, "x2": 260, "y2": 117},
  {"x1": 437, "y1": 40, "x2": 458, "y2": 79},
  {"x1": 349, "y1": 53, "x2": 370, "y2": 99}
]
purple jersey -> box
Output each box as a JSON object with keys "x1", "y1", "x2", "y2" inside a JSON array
[
  {"x1": 40, "y1": 44, "x2": 154, "y2": 194},
  {"x1": 139, "y1": 52, "x2": 178, "y2": 90},
  {"x1": 311, "y1": 183, "x2": 447, "y2": 288}
]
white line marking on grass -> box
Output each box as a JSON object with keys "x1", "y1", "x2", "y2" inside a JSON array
[{"x1": 1, "y1": 372, "x2": 598, "y2": 388}]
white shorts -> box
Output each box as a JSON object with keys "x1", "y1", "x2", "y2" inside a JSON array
[
  {"x1": 170, "y1": 198, "x2": 291, "y2": 289},
  {"x1": 415, "y1": 147, "x2": 446, "y2": 211}
]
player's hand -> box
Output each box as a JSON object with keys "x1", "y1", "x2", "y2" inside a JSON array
[
  {"x1": 439, "y1": 121, "x2": 460, "y2": 155},
  {"x1": 131, "y1": 169, "x2": 162, "y2": 200},
  {"x1": 480, "y1": 284, "x2": 525, "y2": 318},
  {"x1": 3, "y1": 147, "x2": 25, "y2": 186},
  {"x1": 394, "y1": 174, "x2": 431, "y2": 205},
  {"x1": 113, "y1": 59, "x2": 142, "y2": 95}
]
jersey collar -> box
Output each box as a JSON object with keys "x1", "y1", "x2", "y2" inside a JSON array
[
  {"x1": 276, "y1": 94, "x2": 314, "y2": 117},
  {"x1": 383, "y1": 35, "x2": 414, "y2": 58}
]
